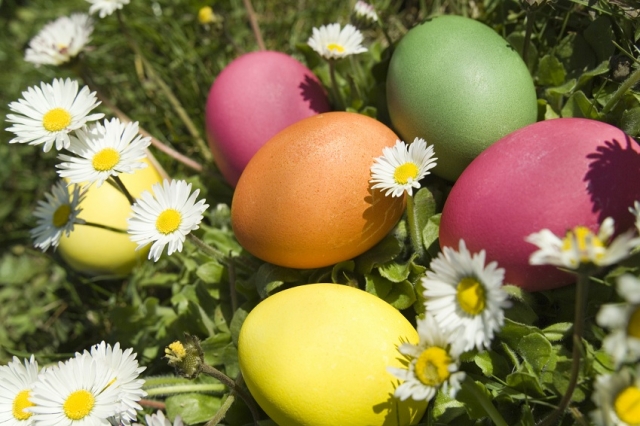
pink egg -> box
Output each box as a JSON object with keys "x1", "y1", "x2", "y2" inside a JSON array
[
  {"x1": 205, "y1": 51, "x2": 330, "y2": 186},
  {"x1": 439, "y1": 118, "x2": 640, "y2": 291}
]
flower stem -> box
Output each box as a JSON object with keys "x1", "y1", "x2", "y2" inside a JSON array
[
  {"x1": 200, "y1": 365, "x2": 260, "y2": 425},
  {"x1": 522, "y1": 9, "x2": 535, "y2": 66},
  {"x1": 187, "y1": 233, "x2": 228, "y2": 262},
  {"x1": 206, "y1": 393, "x2": 235, "y2": 426},
  {"x1": 461, "y1": 378, "x2": 509, "y2": 426},
  {"x1": 406, "y1": 194, "x2": 424, "y2": 260},
  {"x1": 537, "y1": 272, "x2": 589, "y2": 426},
  {"x1": 602, "y1": 65, "x2": 640, "y2": 114},
  {"x1": 329, "y1": 60, "x2": 346, "y2": 110},
  {"x1": 109, "y1": 175, "x2": 136, "y2": 205},
  {"x1": 81, "y1": 221, "x2": 127, "y2": 234},
  {"x1": 144, "y1": 383, "x2": 225, "y2": 397},
  {"x1": 241, "y1": 0, "x2": 266, "y2": 51}
]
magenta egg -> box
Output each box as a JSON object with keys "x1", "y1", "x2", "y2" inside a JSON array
[
  {"x1": 205, "y1": 51, "x2": 330, "y2": 186},
  {"x1": 439, "y1": 118, "x2": 640, "y2": 291}
]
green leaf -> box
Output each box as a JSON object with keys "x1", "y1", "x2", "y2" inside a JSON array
[
  {"x1": 413, "y1": 186, "x2": 438, "y2": 232},
  {"x1": 331, "y1": 261, "x2": 356, "y2": 285},
  {"x1": 515, "y1": 333, "x2": 556, "y2": 374},
  {"x1": 355, "y1": 232, "x2": 403, "y2": 274},
  {"x1": 254, "y1": 264, "x2": 301, "y2": 299},
  {"x1": 196, "y1": 261, "x2": 224, "y2": 284},
  {"x1": 432, "y1": 389, "x2": 467, "y2": 423},
  {"x1": 542, "y1": 322, "x2": 573, "y2": 342},
  {"x1": 383, "y1": 280, "x2": 416, "y2": 310},
  {"x1": 165, "y1": 393, "x2": 221, "y2": 425},
  {"x1": 505, "y1": 371, "x2": 546, "y2": 397},
  {"x1": 621, "y1": 107, "x2": 640, "y2": 136},
  {"x1": 537, "y1": 55, "x2": 566, "y2": 86},
  {"x1": 378, "y1": 257, "x2": 413, "y2": 283},
  {"x1": 561, "y1": 90, "x2": 600, "y2": 119},
  {"x1": 507, "y1": 32, "x2": 538, "y2": 72},
  {"x1": 583, "y1": 16, "x2": 615, "y2": 63},
  {"x1": 364, "y1": 273, "x2": 393, "y2": 299},
  {"x1": 422, "y1": 213, "x2": 441, "y2": 250},
  {"x1": 229, "y1": 301, "x2": 255, "y2": 346},
  {"x1": 474, "y1": 350, "x2": 510, "y2": 378},
  {"x1": 456, "y1": 380, "x2": 494, "y2": 420},
  {"x1": 200, "y1": 333, "x2": 232, "y2": 366}
]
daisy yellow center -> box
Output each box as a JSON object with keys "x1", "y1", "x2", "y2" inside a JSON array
[
  {"x1": 393, "y1": 162, "x2": 419, "y2": 185},
  {"x1": 53, "y1": 204, "x2": 72, "y2": 228},
  {"x1": 456, "y1": 277, "x2": 486, "y2": 315},
  {"x1": 12, "y1": 390, "x2": 34, "y2": 420},
  {"x1": 561, "y1": 226, "x2": 605, "y2": 263},
  {"x1": 167, "y1": 341, "x2": 187, "y2": 360},
  {"x1": 614, "y1": 386, "x2": 640, "y2": 425},
  {"x1": 42, "y1": 108, "x2": 72, "y2": 132},
  {"x1": 627, "y1": 306, "x2": 640, "y2": 339},
  {"x1": 414, "y1": 346, "x2": 451, "y2": 387},
  {"x1": 92, "y1": 148, "x2": 120, "y2": 172},
  {"x1": 156, "y1": 209, "x2": 182, "y2": 234},
  {"x1": 327, "y1": 43, "x2": 345, "y2": 53},
  {"x1": 63, "y1": 390, "x2": 95, "y2": 420}
]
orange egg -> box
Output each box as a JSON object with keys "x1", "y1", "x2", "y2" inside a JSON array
[{"x1": 231, "y1": 112, "x2": 405, "y2": 269}]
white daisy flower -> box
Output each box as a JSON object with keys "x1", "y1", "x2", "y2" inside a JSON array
[
  {"x1": 422, "y1": 239, "x2": 510, "y2": 353},
  {"x1": 127, "y1": 179, "x2": 209, "y2": 262},
  {"x1": 79, "y1": 342, "x2": 146, "y2": 425},
  {"x1": 307, "y1": 23, "x2": 368, "y2": 60},
  {"x1": 526, "y1": 217, "x2": 639, "y2": 271},
  {"x1": 597, "y1": 274, "x2": 640, "y2": 368},
  {"x1": 387, "y1": 313, "x2": 465, "y2": 402},
  {"x1": 0, "y1": 355, "x2": 40, "y2": 425},
  {"x1": 132, "y1": 411, "x2": 184, "y2": 426},
  {"x1": 25, "y1": 13, "x2": 93, "y2": 66},
  {"x1": 370, "y1": 137, "x2": 438, "y2": 198},
  {"x1": 86, "y1": 0, "x2": 131, "y2": 18},
  {"x1": 591, "y1": 366, "x2": 640, "y2": 426},
  {"x1": 31, "y1": 180, "x2": 86, "y2": 252},
  {"x1": 57, "y1": 118, "x2": 150, "y2": 188},
  {"x1": 29, "y1": 352, "x2": 120, "y2": 425},
  {"x1": 6, "y1": 78, "x2": 104, "y2": 152},
  {"x1": 629, "y1": 201, "x2": 640, "y2": 235},
  {"x1": 353, "y1": 1, "x2": 379, "y2": 22}
]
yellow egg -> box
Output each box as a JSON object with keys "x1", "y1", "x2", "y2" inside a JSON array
[
  {"x1": 58, "y1": 158, "x2": 163, "y2": 276},
  {"x1": 238, "y1": 284, "x2": 427, "y2": 426}
]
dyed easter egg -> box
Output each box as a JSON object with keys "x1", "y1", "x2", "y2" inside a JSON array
[
  {"x1": 231, "y1": 111, "x2": 405, "y2": 269},
  {"x1": 439, "y1": 118, "x2": 640, "y2": 291},
  {"x1": 238, "y1": 283, "x2": 427, "y2": 426},
  {"x1": 58, "y1": 158, "x2": 163, "y2": 275},
  {"x1": 205, "y1": 51, "x2": 330, "y2": 186},
  {"x1": 387, "y1": 15, "x2": 537, "y2": 181}
]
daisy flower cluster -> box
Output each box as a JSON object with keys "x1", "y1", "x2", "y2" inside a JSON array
[
  {"x1": 0, "y1": 342, "x2": 145, "y2": 425},
  {"x1": 388, "y1": 239, "x2": 511, "y2": 402},
  {"x1": 6, "y1": 76, "x2": 208, "y2": 261},
  {"x1": 524, "y1": 211, "x2": 640, "y2": 425}
]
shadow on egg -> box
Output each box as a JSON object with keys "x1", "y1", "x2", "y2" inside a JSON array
[
  {"x1": 362, "y1": 188, "x2": 406, "y2": 247},
  {"x1": 585, "y1": 135, "x2": 640, "y2": 231},
  {"x1": 299, "y1": 74, "x2": 329, "y2": 114}
]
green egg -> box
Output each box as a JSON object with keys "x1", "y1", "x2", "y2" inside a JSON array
[{"x1": 387, "y1": 15, "x2": 538, "y2": 181}]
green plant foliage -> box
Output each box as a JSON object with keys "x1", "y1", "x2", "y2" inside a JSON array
[{"x1": 3, "y1": 0, "x2": 640, "y2": 424}]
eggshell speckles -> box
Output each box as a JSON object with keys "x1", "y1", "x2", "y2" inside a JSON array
[
  {"x1": 231, "y1": 112, "x2": 406, "y2": 269},
  {"x1": 387, "y1": 15, "x2": 537, "y2": 181},
  {"x1": 205, "y1": 51, "x2": 330, "y2": 186},
  {"x1": 440, "y1": 118, "x2": 640, "y2": 291},
  {"x1": 238, "y1": 283, "x2": 427, "y2": 426}
]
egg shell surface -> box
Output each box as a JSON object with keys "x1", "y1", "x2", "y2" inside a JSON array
[
  {"x1": 231, "y1": 111, "x2": 406, "y2": 269},
  {"x1": 238, "y1": 283, "x2": 427, "y2": 426},
  {"x1": 58, "y1": 158, "x2": 163, "y2": 276},
  {"x1": 439, "y1": 118, "x2": 640, "y2": 291},
  {"x1": 386, "y1": 15, "x2": 537, "y2": 181},
  {"x1": 205, "y1": 50, "x2": 330, "y2": 186}
]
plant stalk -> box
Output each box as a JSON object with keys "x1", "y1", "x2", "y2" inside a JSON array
[
  {"x1": 537, "y1": 272, "x2": 589, "y2": 426},
  {"x1": 462, "y1": 379, "x2": 509, "y2": 426},
  {"x1": 110, "y1": 175, "x2": 136, "y2": 205},
  {"x1": 206, "y1": 393, "x2": 235, "y2": 426},
  {"x1": 406, "y1": 194, "x2": 424, "y2": 260},
  {"x1": 81, "y1": 221, "x2": 127, "y2": 234},
  {"x1": 602, "y1": 65, "x2": 640, "y2": 114},
  {"x1": 329, "y1": 60, "x2": 346, "y2": 110},
  {"x1": 145, "y1": 383, "x2": 225, "y2": 397},
  {"x1": 242, "y1": 0, "x2": 266, "y2": 50},
  {"x1": 200, "y1": 365, "x2": 260, "y2": 425}
]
